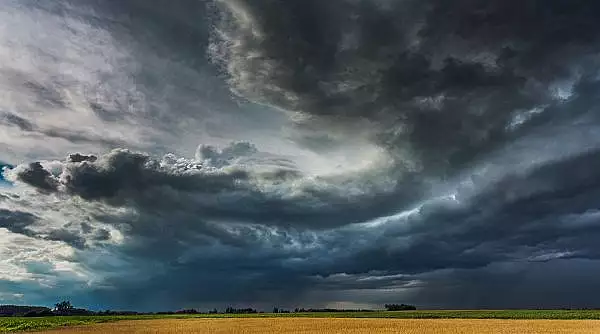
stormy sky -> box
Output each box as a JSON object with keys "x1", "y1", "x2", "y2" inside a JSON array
[{"x1": 1, "y1": 0, "x2": 600, "y2": 311}]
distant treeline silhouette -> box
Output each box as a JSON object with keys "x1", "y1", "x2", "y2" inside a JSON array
[
  {"x1": 0, "y1": 305, "x2": 53, "y2": 317},
  {"x1": 0, "y1": 301, "x2": 94, "y2": 317},
  {"x1": 292, "y1": 308, "x2": 375, "y2": 313},
  {"x1": 385, "y1": 304, "x2": 417, "y2": 311},
  {"x1": 0, "y1": 300, "x2": 421, "y2": 317}
]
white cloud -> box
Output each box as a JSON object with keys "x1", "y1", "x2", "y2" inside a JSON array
[{"x1": 0, "y1": 229, "x2": 79, "y2": 283}]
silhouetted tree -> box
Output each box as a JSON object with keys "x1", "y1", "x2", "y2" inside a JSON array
[
  {"x1": 223, "y1": 307, "x2": 257, "y2": 314},
  {"x1": 384, "y1": 304, "x2": 416, "y2": 311},
  {"x1": 54, "y1": 301, "x2": 73, "y2": 313}
]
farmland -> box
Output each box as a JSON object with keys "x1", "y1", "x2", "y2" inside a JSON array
[
  {"x1": 3, "y1": 310, "x2": 600, "y2": 333},
  {"x1": 23, "y1": 318, "x2": 600, "y2": 334}
]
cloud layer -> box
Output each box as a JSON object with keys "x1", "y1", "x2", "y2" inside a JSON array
[
  {"x1": 212, "y1": 0, "x2": 600, "y2": 175},
  {"x1": 2, "y1": 0, "x2": 600, "y2": 310}
]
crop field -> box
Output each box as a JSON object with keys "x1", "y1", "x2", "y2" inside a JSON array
[
  {"x1": 25, "y1": 318, "x2": 600, "y2": 334},
  {"x1": 2, "y1": 311, "x2": 600, "y2": 333}
]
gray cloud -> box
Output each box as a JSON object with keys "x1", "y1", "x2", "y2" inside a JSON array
[
  {"x1": 0, "y1": 209, "x2": 38, "y2": 236},
  {"x1": 3, "y1": 0, "x2": 600, "y2": 311},
  {"x1": 1, "y1": 112, "x2": 35, "y2": 132},
  {"x1": 0, "y1": 0, "x2": 289, "y2": 166},
  {"x1": 12, "y1": 163, "x2": 59, "y2": 193},
  {"x1": 4, "y1": 139, "x2": 600, "y2": 309},
  {"x1": 0, "y1": 209, "x2": 93, "y2": 249},
  {"x1": 8, "y1": 143, "x2": 402, "y2": 230},
  {"x1": 0, "y1": 109, "x2": 132, "y2": 150},
  {"x1": 412, "y1": 259, "x2": 600, "y2": 309},
  {"x1": 212, "y1": 0, "x2": 600, "y2": 176}
]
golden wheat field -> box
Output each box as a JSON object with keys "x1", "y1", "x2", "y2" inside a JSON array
[{"x1": 30, "y1": 318, "x2": 600, "y2": 334}]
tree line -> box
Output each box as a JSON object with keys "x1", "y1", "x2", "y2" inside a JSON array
[
  {"x1": 0, "y1": 300, "x2": 418, "y2": 317},
  {"x1": 384, "y1": 304, "x2": 417, "y2": 311},
  {"x1": 0, "y1": 301, "x2": 94, "y2": 317}
]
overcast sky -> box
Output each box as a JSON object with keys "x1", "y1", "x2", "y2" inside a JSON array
[{"x1": 2, "y1": 0, "x2": 600, "y2": 311}]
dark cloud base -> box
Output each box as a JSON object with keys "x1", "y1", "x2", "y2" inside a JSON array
[{"x1": 5, "y1": 141, "x2": 600, "y2": 310}]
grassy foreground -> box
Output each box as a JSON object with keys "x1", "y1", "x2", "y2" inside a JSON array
[{"x1": 3, "y1": 310, "x2": 600, "y2": 332}]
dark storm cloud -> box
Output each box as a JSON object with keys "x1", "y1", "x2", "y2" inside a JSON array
[
  {"x1": 0, "y1": 209, "x2": 38, "y2": 236},
  {"x1": 195, "y1": 0, "x2": 600, "y2": 305},
  {"x1": 9, "y1": 73, "x2": 600, "y2": 309},
  {"x1": 0, "y1": 209, "x2": 89, "y2": 249},
  {"x1": 8, "y1": 141, "x2": 600, "y2": 309},
  {"x1": 9, "y1": 144, "x2": 407, "y2": 230},
  {"x1": 213, "y1": 0, "x2": 600, "y2": 174},
  {"x1": 83, "y1": 251, "x2": 315, "y2": 311},
  {"x1": 45, "y1": 230, "x2": 87, "y2": 250},
  {"x1": 412, "y1": 259, "x2": 600, "y2": 309},
  {"x1": 332, "y1": 148, "x2": 600, "y2": 275},
  {"x1": 13, "y1": 163, "x2": 59, "y2": 193},
  {"x1": 5, "y1": 0, "x2": 600, "y2": 311},
  {"x1": 3, "y1": 147, "x2": 599, "y2": 310},
  {"x1": 67, "y1": 154, "x2": 98, "y2": 164}
]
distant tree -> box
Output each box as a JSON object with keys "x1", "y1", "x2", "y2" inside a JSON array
[
  {"x1": 54, "y1": 301, "x2": 74, "y2": 313},
  {"x1": 384, "y1": 304, "x2": 417, "y2": 311},
  {"x1": 223, "y1": 307, "x2": 257, "y2": 314},
  {"x1": 272, "y1": 307, "x2": 279, "y2": 314}
]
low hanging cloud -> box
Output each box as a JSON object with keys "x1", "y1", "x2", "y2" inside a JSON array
[
  {"x1": 3, "y1": 139, "x2": 600, "y2": 309},
  {"x1": 6, "y1": 142, "x2": 401, "y2": 230}
]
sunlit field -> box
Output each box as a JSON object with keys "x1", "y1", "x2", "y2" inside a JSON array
[
  {"x1": 3, "y1": 311, "x2": 600, "y2": 333},
  {"x1": 26, "y1": 318, "x2": 600, "y2": 334}
]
